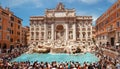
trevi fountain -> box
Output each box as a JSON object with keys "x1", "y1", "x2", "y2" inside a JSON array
[{"x1": 11, "y1": 3, "x2": 99, "y2": 64}]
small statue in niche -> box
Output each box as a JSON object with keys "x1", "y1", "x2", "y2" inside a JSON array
[
  {"x1": 48, "y1": 32, "x2": 51, "y2": 39},
  {"x1": 69, "y1": 32, "x2": 73, "y2": 39}
]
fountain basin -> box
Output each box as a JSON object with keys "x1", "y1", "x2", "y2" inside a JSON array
[{"x1": 11, "y1": 52, "x2": 99, "y2": 65}]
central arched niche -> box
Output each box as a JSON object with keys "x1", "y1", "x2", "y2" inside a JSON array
[
  {"x1": 56, "y1": 24, "x2": 64, "y2": 31},
  {"x1": 56, "y1": 24, "x2": 65, "y2": 39}
]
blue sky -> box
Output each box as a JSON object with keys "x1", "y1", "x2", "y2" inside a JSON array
[{"x1": 0, "y1": 0, "x2": 117, "y2": 26}]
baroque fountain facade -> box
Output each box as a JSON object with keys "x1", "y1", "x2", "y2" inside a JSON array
[{"x1": 27, "y1": 3, "x2": 95, "y2": 54}]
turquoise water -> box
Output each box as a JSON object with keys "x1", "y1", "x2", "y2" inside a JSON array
[{"x1": 11, "y1": 53, "x2": 99, "y2": 64}]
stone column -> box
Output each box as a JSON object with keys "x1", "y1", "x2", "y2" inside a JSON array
[
  {"x1": 91, "y1": 26, "x2": 93, "y2": 45},
  {"x1": 66, "y1": 23, "x2": 68, "y2": 41},
  {"x1": 34, "y1": 26, "x2": 36, "y2": 41},
  {"x1": 51, "y1": 23, "x2": 54, "y2": 40},
  {"x1": 80, "y1": 25, "x2": 82, "y2": 41},
  {"x1": 91, "y1": 26, "x2": 92, "y2": 38},
  {"x1": 73, "y1": 23, "x2": 76, "y2": 41},
  {"x1": 39, "y1": 25, "x2": 41, "y2": 41},
  {"x1": 44, "y1": 23, "x2": 47, "y2": 41},
  {"x1": 85, "y1": 31, "x2": 88, "y2": 45}
]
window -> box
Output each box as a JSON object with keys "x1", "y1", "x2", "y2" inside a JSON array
[
  {"x1": 10, "y1": 38, "x2": 13, "y2": 42},
  {"x1": 18, "y1": 25, "x2": 20, "y2": 29},
  {"x1": 106, "y1": 27, "x2": 109, "y2": 32},
  {"x1": 31, "y1": 32, "x2": 34, "y2": 39},
  {"x1": 11, "y1": 23, "x2": 13, "y2": 27},
  {"x1": 0, "y1": 32, "x2": 1, "y2": 40},
  {"x1": 117, "y1": 12, "x2": 120, "y2": 17},
  {"x1": 88, "y1": 23, "x2": 91, "y2": 27},
  {"x1": 88, "y1": 42, "x2": 90, "y2": 45},
  {"x1": 88, "y1": 32, "x2": 91, "y2": 38},
  {"x1": 110, "y1": 17, "x2": 113, "y2": 21},
  {"x1": 11, "y1": 30, "x2": 14, "y2": 34},
  {"x1": 17, "y1": 39, "x2": 20, "y2": 42},
  {"x1": 110, "y1": 25, "x2": 113, "y2": 30},
  {"x1": 7, "y1": 35, "x2": 10, "y2": 40},
  {"x1": 0, "y1": 26, "x2": 2, "y2": 30},
  {"x1": 0, "y1": 17, "x2": 2, "y2": 22},
  {"x1": 118, "y1": 32, "x2": 120, "y2": 38},
  {"x1": 36, "y1": 32, "x2": 39, "y2": 38},
  {"x1": 41, "y1": 32, "x2": 44, "y2": 39},
  {"x1": 117, "y1": 22, "x2": 120, "y2": 27},
  {"x1": 88, "y1": 28, "x2": 91, "y2": 31},
  {"x1": 31, "y1": 28, "x2": 34, "y2": 31},
  {"x1": 69, "y1": 23, "x2": 73, "y2": 29},
  {"x1": 82, "y1": 23, "x2": 85, "y2": 27},
  {"x1": 0, "y1": 44, "x2": 1, "y2": 48},
  {"x1": 76, "y1": 32, "x2": 79, "y2": 38},
  {"x1": 17, "y1": 32, "x2": 20, "y2": 35},
  {"x1": 83, "y1": 32, "x2": 86, "y2": 38},
  {"x1": 18, "y1": 20, "x2": 21, "y2": 24},
  {"x1": 7, "y1": 28, "x2": 10, "y2": 31},
  {"x1": 36, "y1": 28, "x2": 39, "y2": 31},
  {"x1": 41, "y1": 32, "x2": 44, "y2": 37},
  {"x1": 117, "y1": 3, "x2": 120, "y2": 8},
  {"x1": 48, "y1": 31, "x2": 51, "y2": 39},
  {"x1": 41, "y1": 24, "x2": 44, "y2": 27},
  {"x1": 10, "y1": 17, "x2": 14, "y2": 21},
  {"x1": 105, "y1": 20, "x2": 108, "y2": 24},
  {"x1": 76, "y1": 23, "x2": 79, "y2": 28},
  {"x1": 48, "y1": 25, "x2": 51, "y2": 29}
]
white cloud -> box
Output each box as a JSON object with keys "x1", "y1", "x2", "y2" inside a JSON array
[{"x1": 8, "y1": 0, "x2": 42, "y2": 8}]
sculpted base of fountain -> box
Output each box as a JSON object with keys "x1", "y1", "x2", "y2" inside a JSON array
[{"x1": 26, "y1": 40, "x2": 96, "y2": 54}]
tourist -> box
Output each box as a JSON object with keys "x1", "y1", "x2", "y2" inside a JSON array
[
  {"x1": 65, "y1": 63, "x2": 69, "y2": 69},
  {"x1": 116, "y1": 61, "x2": 120, "y2": 69},
  {"x1": 83, "y1": 62, "x2": 88, "y2": 69},
  {"x1": 88, "y1": 63, "x2": 93, "y2": 69}
]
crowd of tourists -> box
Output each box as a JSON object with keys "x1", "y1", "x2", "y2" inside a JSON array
[
  {"x1": 0, "y1": 46, "x2": 28, "y2": 60},
  {"x1": 0, "y1": 53, "x2": 120, "y2": 69},
  {"x1": 100, "y1": 43, "x2": 120, "y2": 53},
  {"x1": 0, "y1": 45, "x2": 120, "y2": 69},
  {"x1": 0, "y1": 46, "x2": 29, "y2": 69},
  {"x1": 0, "y1": 58, "x2": 120, "y2": 69}
]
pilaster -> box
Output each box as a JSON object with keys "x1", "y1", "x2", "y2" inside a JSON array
[
  {"x1": 66, "y1": 23, "x2": 68, "y2": 41},
  {"x1": 73, "y1": 23, "x2": 76, "y2": 41}
]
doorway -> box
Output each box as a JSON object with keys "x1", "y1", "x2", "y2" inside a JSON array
[{"x1": 111, "y1": 37, "x2": 115, "y2": 46}]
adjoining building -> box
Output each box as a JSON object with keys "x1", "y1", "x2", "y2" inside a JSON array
[
  {"x1": 0, "y1": 6, "x2": 22, "y2": 52},
  {"x1": 26, "y1": 26, "x2": 30, "y2": 46},
  {"x1": 21, "y1": 26, "x2": 30, "y2": 46},
  {"x1": 30, "y1": 3, "x2": 93, "y2": 47},
  {"x1": 96, "y1": 0, "x2": 120, "y2": 46}
]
